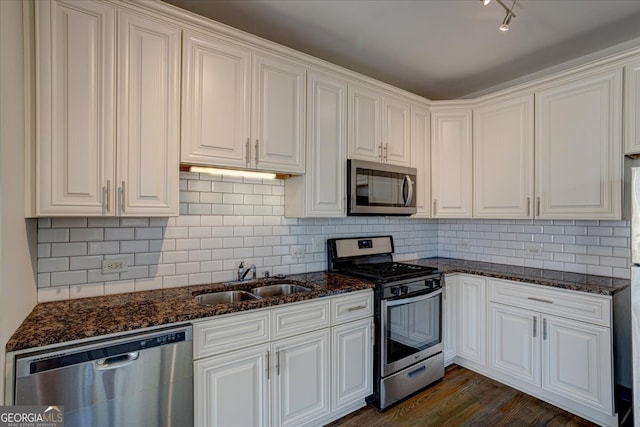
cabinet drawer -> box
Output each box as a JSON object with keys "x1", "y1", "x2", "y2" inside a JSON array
[
  {"x1": 272, "y1": 299, "x2": 330, "y2": 339},
  {"x1": 193, "y1": 310, "x2": 270, "y2": 359},
  {"x1": 331, "y1": 290, "x2": 373, "y2": 325},
  {"x1": 488, "y1": 279, "x2": 611, "y2": 327}
]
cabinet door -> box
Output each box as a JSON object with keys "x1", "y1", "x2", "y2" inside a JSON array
[
  {"x1": 535, "y1": 70, "x2": 622, "y2": 219},
  {"x1": 252, "y1": 53, "x2": 306, "y2": 174},
  {"x1": 348, "y1": 83, "x2": 382, "y2": 162},
  {"x1": 383, "y1": 95, "x2": 411, "y2": 166},
  {"x1": 474, "y1": 95, "x2": 533, "y2": 218},
  {"x1": 331, "y1": 318, "x2": 373, "y2": 412},
  {"x1": 181, "y1": 31, "x2": 251, "y2": 168},
  {"x1": 431, "y1": 108, "x2": 473, "y2": 218},
  {"x1": 117, "y1": 11, "x2": 180, "y2": 216},
  {"x1": 456, "y1": 275, "x2": 487, "y2": 365},
  {"x1": 35, "y1": 0, "x2": 116, "y2": 216},
  {"x1": 412, "y1": 105, "x2": 431, "y2": 217},
  {"x1": 488, "y1": 303, "x2": 540, "y2": 387},
  {"x1": 443, "y1": 275, "x2": 457, "y2": 365},
  {"x1": 542, "y1": 315, "x2": 613, "y2": 415},
  {"x1": 625, "y1": 60, "x2": 640, "y2": 154},
  {"x1": 272, "y1": 330, "x2": 330, "y2": 427},
  {"x1": 194, "y1": 344, "x2": 270, "y2": 427},
  {"x1": 303, "y1": 70, "x2": 347, "y2": 216}
]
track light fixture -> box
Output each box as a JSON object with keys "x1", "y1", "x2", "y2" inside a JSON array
[{"x1": 480, "y1": 0, "x2": 517, "y2": 32}]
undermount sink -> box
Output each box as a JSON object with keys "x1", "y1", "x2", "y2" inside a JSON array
[
  {"x1": 251, "y1": 284, "x2": 311, "y2": 298},
  {"x1": 195, "y1": 290, "x2": 259, "y2": 305}
]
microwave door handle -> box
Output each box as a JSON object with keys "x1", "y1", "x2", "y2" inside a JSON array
[{"x1": 403, "y1": 175, "x2": 414, "y2": 207}]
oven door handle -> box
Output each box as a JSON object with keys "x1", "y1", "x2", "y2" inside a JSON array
[
  {"x1": 401, "y1": 175, "x2": 414, "y2": 207},
  {"x1": 384, "y1": 288, "x2": 442, "y2": 307}
]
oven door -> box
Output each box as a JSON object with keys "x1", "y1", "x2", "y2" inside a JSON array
[{"x1": 380, "y1": 289, "x2": 443, "y2": 377}]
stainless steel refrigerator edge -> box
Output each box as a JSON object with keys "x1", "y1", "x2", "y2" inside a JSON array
[{"x1": 630, "y1": 167, "x2": 640, "y2": 426}]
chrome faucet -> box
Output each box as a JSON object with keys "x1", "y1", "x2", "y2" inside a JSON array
[{"x1": 238, "y1": 261, "x2": 256, "y2": 281}]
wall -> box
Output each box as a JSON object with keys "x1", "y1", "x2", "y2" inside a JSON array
[
  {"x1": 35, "y1": 172, "x2": 632, "y2": 302},
  {"x1": 35, "y1": 172, "x2": 438, "y2": 302},
  {"x1": 0, "y1": 0, "x2": 38, "y2": 404},
  {"x1": 438, "y1": 219, "x2": 630, "y2": 278}
]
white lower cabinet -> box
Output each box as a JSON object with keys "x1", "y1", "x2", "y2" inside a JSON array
[
  {"x1": 488, "y1": 302, "x2": 540, "y2": 387},
  {"x1": 452, "y1": 276, "x2": 616, "y2": 426},
  {"x1": 456, "y1": 275, "x2": 486, "y2": 367},
  {"x1": 443, "y1": 275, "x2": 457, "y2": 365},
  {"x1": 193, "y1": 290, "x2": 373, "y2": 427},
  {"x1": 195, "y1": 344, "x2": 270, "y2": 427},
  {"x1": 542, "y1": 314, "x2": 612, "y2": 415},
  {"x1": 272, "y1": 330, "x2": 330, "y2": 427},
  {"x1": 331, "y1": 318, "x2": 373, "y2": 413}
]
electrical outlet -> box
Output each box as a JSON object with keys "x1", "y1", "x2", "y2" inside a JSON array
[
  {"x1": 290, "y1": 246, "x2": 305, "y2": 258},
  {"x1": 312, "y1": 238, "x2": 324, "y2": 252},
  {"x1": 102, "y1": 258, "x2": 128, "y2": 274},
  {"x1": 525, "y1": 243, "x2": 543, "y2": 256},
  {"x1": 458, "y1": 240, "x2": 470, "y2": 249}
]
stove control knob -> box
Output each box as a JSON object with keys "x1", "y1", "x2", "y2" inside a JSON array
[
  {"x1": 390, "y1": 286, "x2": 401, "y2": 296},
  {"x1": 400, "y1": 285, "x2": 409, "y2": 295},
  {"x1": 425, "y1": 280, "x2": 434, "y2": 289}
]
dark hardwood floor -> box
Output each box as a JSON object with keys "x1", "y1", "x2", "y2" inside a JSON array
[{"x1": 327, "y1": 365, "x2": 597, "y2": 427}]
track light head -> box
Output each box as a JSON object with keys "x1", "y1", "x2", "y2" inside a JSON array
[{"x1": 499, "y1": 12, "x2": 513, "y2": 31}]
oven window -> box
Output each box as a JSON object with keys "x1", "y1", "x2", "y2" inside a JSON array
[{"x1": 386, "y1": 294, "x2": 441, "y2": 365}]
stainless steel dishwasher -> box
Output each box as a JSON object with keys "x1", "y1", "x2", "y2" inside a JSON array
[{"x1": 14, "y1": 325, "x2": 193, "y2": 427}]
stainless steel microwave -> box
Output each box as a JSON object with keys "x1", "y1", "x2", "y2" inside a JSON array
[{"x1": 347, "y1": 159, "x2": 417, "y2": 215}]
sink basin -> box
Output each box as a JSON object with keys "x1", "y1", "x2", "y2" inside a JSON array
[
  {"x1": 251, "y1": 284, "x2": 311, "y2": 298},
  {"x1": 195, "y1": 291, "x2": 260, "y2": 305}
]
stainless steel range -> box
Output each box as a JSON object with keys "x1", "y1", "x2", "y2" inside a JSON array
[{"x1": 328, "y1": 236, "x2": 444, "y2": 411}]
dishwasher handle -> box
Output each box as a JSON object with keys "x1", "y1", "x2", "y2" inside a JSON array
[{"x1": 95, "y1": 352, "x2": 140, "y2": 370}]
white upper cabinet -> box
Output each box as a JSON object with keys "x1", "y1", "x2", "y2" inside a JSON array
[
  {"x1": 473, "y1": 94, "x2": 534, "y2": 218},
  {"x1": 625, "y1": 59, "x2": 640, "y2": 155},
  {"x1": 535, "y1": 69, "x2": 622, "y2": 219},
  {"x1": 285, "y1": 70, "x2": 347, "y2": 217},
  {"x1": 412, "y1": 104, "x2": 431, "y2": 217},
  {"x1": 181, "y1": 31, "x2": 251, "y2": 168},
  {"x1": 383, "y1": 95, "x2": 411, "y2": 166},
  {"x1": 34, "y1": 1, "x2": 180, "y2": 217},
  {"x1": 431, "y1": 107, "x2": 473, "y2": 218},
  {"x1": 252, "y1": 53, "x2": 306, "y2": 174},
  {"x1": 348, "y1": 82, "x2": 411, "y2": 166},
  {"x1": 181, "y1": 32, "x2": 305, "y2": 174},
  {"x1": 35, "y1": 0, "x2": 116, "y2": 216},
  {"x1": 117, "y1": 10, "x2": 181, "y2": 216}
]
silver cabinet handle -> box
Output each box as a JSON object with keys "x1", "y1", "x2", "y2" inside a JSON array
[
  {"x1": 527, "y1": 297, "x2": 553, "y2": 304},
  {"x1": 533, "y1": 317, "x2": 537, "y2": 338},
  {"x1": 245, "y1": 138, "x2": 250, "y2": 167},
  {"x1": 543, "y1": 319, "x2": 547, "y2": 341},
  {"x1": 378, "y1": 143, "x2": 383, "y2": 162},
  {"x1": 265, "y1": 351, "x2": 270, "y2": 380},
  {"x1": 347, "y1": 305, "x2": 367, "y2": 312},
  {"x1": 255, "y1": 139, "x2": 259, "y2": 165},
  {"x1": 371, "y1": 319, "x2": 375, "y2": 347},
  {"x1": 384, "y1": 144, "x2": 388, "y2": 162},
  {"x1": 121, "y1": 181, "x2": 126, "y2": 213},
  {"x1": 526, "y1": 197, "x2": 530, "y2": 217},
  {"x1": 106, "y1": 180, "x2": 111, "y2": 213},
  {"x1": 536, "y1": 197, "x2": 541, "y2": 216},
  {"x1": 433, "y1": 199, "x2": 437, "y2": 216},
  {"x1": 276, "y1": 350, "x2": 280, "y2": 376}
]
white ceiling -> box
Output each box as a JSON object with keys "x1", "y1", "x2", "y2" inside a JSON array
[{"x1": 163, "y1": 0, "x2": 640, "y2": 100}]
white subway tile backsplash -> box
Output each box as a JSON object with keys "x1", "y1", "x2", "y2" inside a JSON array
[{"x1": 36, "y1": 173, "x2": 629, "y2": 299}]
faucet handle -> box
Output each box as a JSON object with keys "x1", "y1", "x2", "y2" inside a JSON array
[{"x1": 263, "y1": 271, "x2": 270, "y2": 279}]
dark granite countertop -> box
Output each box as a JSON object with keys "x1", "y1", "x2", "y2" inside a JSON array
[
  {"x1": 405, "y1": 257, "x2": 629, "y2": 296},
  {"x1": 6, "y1": 272, "x2": 374, "y2": 353},
  {"x1": 7, "y1": 258, "x2": 630, "y2": 353}
]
